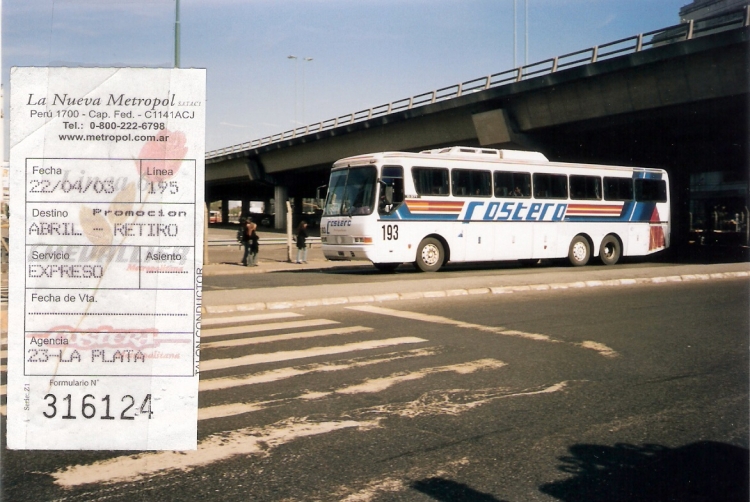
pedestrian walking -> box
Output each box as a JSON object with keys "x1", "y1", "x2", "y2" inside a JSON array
[
  {"x1": 239, "y1": 217, "x2": 254, "y2": 266},
  {"x1": 295, "y1": 221, "x2": 308, "y2": 264},
  {"x1": 248, "y1": 223, "x2": 259, "y2": 266}
]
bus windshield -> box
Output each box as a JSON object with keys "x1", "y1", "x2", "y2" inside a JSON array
[{"x1": 323, "y1": 166, "x2": 377, "y2": 216}]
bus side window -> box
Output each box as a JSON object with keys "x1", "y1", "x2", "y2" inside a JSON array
[
  {"x1": 570, "y1": 175, "x2": 602, "y2": 200},
  {"x1": 452, "y1": 169, "x2": 491, "y2": 197},
  {"x1": 603, "y1": 177, "x2": 634, "y2": 201},
  {"x1": 634, "y1": 179, "x2": 667, "y2": 202},
  {"x1": 533, "y1": 173, "x2": 568, "y2": 199},
  {"x1": 494, "y1": 171, "x2": 530, "y2": 197},
  {"x1": 413, "y1": 167, "x2": 449, "y2": 196}
]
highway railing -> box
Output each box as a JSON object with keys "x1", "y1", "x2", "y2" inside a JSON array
[{"x1": 207, "y1": 5, "x2": 750, "y2": 160}]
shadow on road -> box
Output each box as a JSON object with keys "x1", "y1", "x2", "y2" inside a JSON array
[
  {"x1": 539, "y1": 441, "x2": 749, "y2": 501},
  {"x1": 411, "y1": 477, "x2": 508, "y2": 501}
]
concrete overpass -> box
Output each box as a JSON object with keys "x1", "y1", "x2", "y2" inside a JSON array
[{"x1": 206, "y1": 6, "x2": 749, "y2": 257}]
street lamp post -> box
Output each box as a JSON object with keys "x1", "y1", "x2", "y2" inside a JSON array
[
  {"x1": 301, "y1": 57, "x2": 312, "y2": 125},
  {"x1": 287, "y1": 55, "x2": 298, "y2": 127},
  {"x1": 288, "y1": 55, "x2": 313, "y2": 128},
  {"x1": 175, "y1": 0, "x2": 181, "y2": 68}
]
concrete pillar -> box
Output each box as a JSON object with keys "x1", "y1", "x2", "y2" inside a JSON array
[
  {"x1": 241, "y1": 199, "x2": 250, "y2": 219},
  {"x1": 221, "y1": 198, "x2": 229, "y2": 225},
  {"x1": 293, "y1": 195, "x2": 303, "y2": 229},
  {"x1": 472, "y1": 108, "x2": 542, "y2": 151},
  {"x1": 274, "y1": 186, "x2": 288, "y2": 230}
]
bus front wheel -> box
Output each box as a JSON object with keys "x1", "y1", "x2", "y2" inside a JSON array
[
  {"x1": 415, "y1": 237, "x2": 445, "y2": 272},
  {"x1": 568, "y1": 236, "x2": 590, "y2": 266},
  {"x1": 599, "y1": 235, "x2": 621, "y2": 265}
]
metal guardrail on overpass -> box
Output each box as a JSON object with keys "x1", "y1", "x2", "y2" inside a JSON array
[{"x1": 206, "y1": 5, "x2": 750, "y2": 160}]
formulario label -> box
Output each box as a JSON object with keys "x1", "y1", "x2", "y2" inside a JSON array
[{"x1": 7, "y1": 67, "x2": 205, "y2": 450}]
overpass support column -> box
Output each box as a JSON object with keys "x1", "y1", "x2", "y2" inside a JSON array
[
  {"x1": 274, "y1": 186, "x2": 288, "y2": 230},
  {"x1": 472, "y1": 108, "x2": 541, "y2": 151},
  {"x1": 221, "y1": 199, "x2": 229, "y2": 226}
]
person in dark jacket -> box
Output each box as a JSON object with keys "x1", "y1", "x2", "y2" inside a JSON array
[
  {"x1": 295, "y1": 221, "x2": 308, "y2": 264},
  {"x1": 247, "y1": 223, "x2": 259, "y2": 266},
  {"x1": 240, "y1": 217, "x2": 254, "y2": 266}
]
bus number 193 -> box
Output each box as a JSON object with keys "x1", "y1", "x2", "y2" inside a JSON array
[{"x1": 382, "y1": 224, "x2": 399, "y2": 240}]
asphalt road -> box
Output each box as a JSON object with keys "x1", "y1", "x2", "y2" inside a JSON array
[{"x1": 2, "y1": 277, "x2": 748, "y2": 501}]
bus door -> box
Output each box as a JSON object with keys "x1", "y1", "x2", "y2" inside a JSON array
[
  {"x1": 454, "y1": 169, "x2": 494, "y2": 262},
  {"x1": 492, "y1": 171, "x2": 533, "y2": 260},
  {"x1": 530, "y1": 173, "x2": 568, "y2": 259}
]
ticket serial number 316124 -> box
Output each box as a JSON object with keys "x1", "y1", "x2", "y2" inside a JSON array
[{"x1": 42, "y1": 393, "x2": 154, "y2": 420}]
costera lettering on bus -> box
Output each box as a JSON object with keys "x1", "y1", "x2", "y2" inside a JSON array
[{"x1": 462, "y1": 201, "x2": 567, "y2": 221}]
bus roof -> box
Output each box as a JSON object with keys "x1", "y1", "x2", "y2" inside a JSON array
[{"x1": 332, "y1": 147, "x2": 667, "y2": 175}]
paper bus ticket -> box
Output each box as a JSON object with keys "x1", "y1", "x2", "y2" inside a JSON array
[{"x1": 7, "y1": 67, "x2": 205, "y2": 450}]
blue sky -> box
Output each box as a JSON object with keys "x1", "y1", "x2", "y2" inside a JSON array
[{"x1": 4, "y1": 0, "x2": 690, "y2": 156}]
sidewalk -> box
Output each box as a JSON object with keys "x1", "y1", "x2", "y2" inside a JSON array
[
  {"x1": 203, "y1": 259, "x2": 750, "y2": 314},
  {"x1": 204, "y1": 239, "x2": 363, "y2": 277},
  {"x1": 3, "y1": 230, "x2": 748, "y2": 333}
]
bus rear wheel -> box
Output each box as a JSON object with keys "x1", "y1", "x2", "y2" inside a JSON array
[
  {"x1": 568, "y1": 235, "x2": 590, "y2": 266},
  {"x1": 373, "y1": 262, "x2": 400, "y2": 273},
  {"x1": 415, "y1": 237, "x2": 445, "y2": 272},
  {"x1": 599, "y1": 234, "x2": 621, "y2": 265}
]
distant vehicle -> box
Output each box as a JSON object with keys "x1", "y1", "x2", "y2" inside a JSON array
[
  {"x1": 320, "y1": 147, "x2": 670, "y2": 272},
  {"x1": 209, "y1": 211, "x2": 221, "y2": 224}
]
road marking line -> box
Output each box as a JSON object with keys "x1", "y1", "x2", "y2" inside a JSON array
[
  {"x1": 202, "y1": 319, "x2": 339, "y2": 338},
  {"x1": 199, "y1": 348, "x2": 438, "y2": 391},
  {"x1": 198, "y1": 359, "x2": 506, "y2": 420},
  {"x1": 51, "y1": 418, "x2": 380, "y2": 488},
  {"x1": 363, "y1": 381, "x2": 570, "y2": 419},
  {"x1": 200, "y1": 337, "x2": 428, "y2": 371},
  {"x1": 51, "y1": 381, "x2": 570, "y2": 486},
  {"x1": 576, "y1": 341, "x2": 618, "y2": 358},
  {"x1": 334, "y1": 359, "x2": 506, "y2": 395},
  {"x1": 346, "y1": 305, "x2": 550, "y2": 340},
  {"x1": 202, "y1": 312, "x2": 302, "y2": 327},
  {"x1": 338, "y1": 457, "x2": 470, "y2": 502},
  {"x1": 347, "y1": 305, "x2": 619, "y2": 358},
  {"x1": 202, "y1": 326, "x2": 372, "y2": 349}
]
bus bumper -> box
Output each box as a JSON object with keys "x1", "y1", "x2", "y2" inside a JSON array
[{"x1": 322, "y1": 245, "x2": 374, "y2": 262}]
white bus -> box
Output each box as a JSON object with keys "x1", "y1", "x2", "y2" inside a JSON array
[{"x1": 320, "y1": 147, "x2": 669, "y2": 272}]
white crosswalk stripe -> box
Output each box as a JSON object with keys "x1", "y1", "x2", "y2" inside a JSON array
[
  {"x1": 201, "y1": 337, "x2": 428, "y2": 371},
  {"x1": 202, "y1": 318, "x2": 339, "y2": 338},
  {"x1": 4, "y1": 308, "x2": 531, "y2": 491},
  {"x1": 201, "y1": 312, "x2": 302, "y2": 328},
  {"x1": 199, "y1": 348, "x2": 437, "y2": 392},
  {"x1": 201, "y1": 325, "x2": 372, "y2": 349}
]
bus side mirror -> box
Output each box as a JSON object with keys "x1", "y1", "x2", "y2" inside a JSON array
[
  {"x1": 384, "y1": 185, "x2": 394, "y2": 205},
  {"x1": 316, "y1": 185, "x2": 327, "y2": 208}
]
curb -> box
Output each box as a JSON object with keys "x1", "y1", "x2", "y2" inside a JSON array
[{"x1": 203, "y1": 270, "x2": 750, "y2": 315}]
